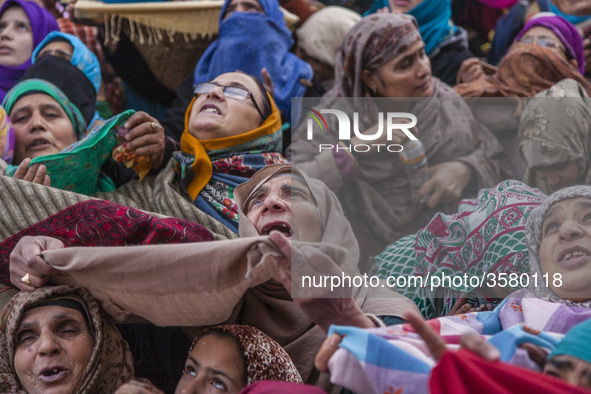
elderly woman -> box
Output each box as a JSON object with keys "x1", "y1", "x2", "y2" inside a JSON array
[
  {"x1": 313, "y1": 184, "x2": 591, "y2": 394},
  {"x1": 161, "y1": 0, "x2": 313, "y2": 141},
  {"x1": 8, "y1": 163, "x2": 419, "y2": 393},
  {"x1": 0, "y1": 285, "x2": 134, "y2": 393},
  {"x1": 2, "y1": 79, "x2": 163, "y2": 194},
  {"x1": 518, "y1": 78, "x2": 591, "y2": 194},
  {"x1": 0, "y1": 0, "x2": 58, "y2": 102},
  {"x1": 489, "y1": 0, "x2": 591, "y2": 69},
  {"x1": 290, "y1": 13, "x2": 507, "y2": 262},
  {"x1": 455, "y1": 13, "x2": 591, "y2": 98}
]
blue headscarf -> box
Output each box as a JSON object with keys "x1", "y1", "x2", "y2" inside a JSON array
[
  {"x1": 193, "y1": 0, "x2": 312, "y2": 116},
  {"x1": 548, "y1": 319, "x2": 591, "y2": 364},
  {"x1": 32, "y1": 31, "x2": 102, "y2": 94},
  {"x1": 550, "y1": 3, "x2": 591, "y2": 26},
  {"x1": 363, "y1": 0, "x2": 457, "y2": 56}
]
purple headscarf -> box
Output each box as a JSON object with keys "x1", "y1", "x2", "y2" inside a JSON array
[
  {"x1": 0, "y1": 0, "x2": 58, "y2": 102},
  {"x1": 515, "y1": 12, "x2": 585, "y2": 74}
]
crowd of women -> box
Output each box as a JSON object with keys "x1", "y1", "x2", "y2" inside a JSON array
[{"x1": 2, "y1": 0, "x2": 591, "y2": 392}]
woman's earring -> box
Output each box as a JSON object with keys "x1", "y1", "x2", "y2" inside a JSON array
[{"x1": 370, "y1": 87, "x2": 377, "y2": 96}]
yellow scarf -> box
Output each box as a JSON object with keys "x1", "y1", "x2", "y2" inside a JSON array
[{"x1": 180, "y1": 93, "x2": 282, "y2": 200}]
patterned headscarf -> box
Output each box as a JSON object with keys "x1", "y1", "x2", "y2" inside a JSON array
[
  {"x1": 192, "y1": 325, "x2": 302, "y2": 384},
  {"x1": 0, "y1": 0, "x2": 58, "y2": 102},
  {"x1": 2, "y1": 79, "x2": 87, "y2": 141},
  {"x1": 0, "y1": 285, "x2": 134, "y2": 393},
  {"x1": 525, "y1": 185, "x2": 591, "y2": 308},
  {"x1": 518, "y1": 78, "x2": 591, "y2": 194},
  {"x1": 331, "y1": 13, "x2": 422, "y2": 99},
  {"x1": 515, "y1": 13, "x2": 585, "y2": 75}
]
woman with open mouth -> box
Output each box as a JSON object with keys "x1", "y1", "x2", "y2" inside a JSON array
[{"x1": 0, "y1": 285, "x2": 134, "y2": 393}]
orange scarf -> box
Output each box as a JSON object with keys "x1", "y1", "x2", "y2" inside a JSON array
[{"x1": 180, "y1": 93, "x2": 282, "y2": 200}]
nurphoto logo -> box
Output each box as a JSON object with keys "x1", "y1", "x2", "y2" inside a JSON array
[{"x1": 304, "y1": 108, "x2": 417, "y2": 153}]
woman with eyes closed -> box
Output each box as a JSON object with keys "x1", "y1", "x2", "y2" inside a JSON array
[
  {"x1": 0, "y1": 285, "x2": 134, "y2": 393},
  {"x1": 0, "y1": 0, "x2": 58, "y2": 103},
  {"x1": 290, "y1": 12, "x2": 506, "y2": 262}
]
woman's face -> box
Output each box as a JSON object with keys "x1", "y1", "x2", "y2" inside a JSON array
[
  {"x1": 245, "y1": 175, "x2": 323, "y2": 243},
  {"x1": 554, "y1": 0, "x2": 591, "y2": 16},
  {"x1": 539, "y1": 197, "x2": 591, "y2": 301},
  {"x1": 175, "y1": 334, "x2": 246, "y2": 394},
  {"x1": 533, "y1": 160, "x2": 580, "y2": 192},
  {"x1": 387, "y1": 0, "x2": 423, "y2": 13},
  {"x1": 11, "y1": 93, "x2": 77, "y2": 163},
  {"x1": 0, "y1": 6, "x2": 33, "y2": 67},
  {"x1": 188, "y1": 72, "x2": 265, "y2": 140},
  {"x1": 14, "y1": 305, "x2": 94, "y2": 394},
  {"x1": 544, "y1": 354, "x2": 591, "y2": 389},
  {"x1": 519, "y1": 26, "x2": 570, "y2": 62},
  {"x1": 361, "y1": 40, "x2": 433, "y2": 98}
]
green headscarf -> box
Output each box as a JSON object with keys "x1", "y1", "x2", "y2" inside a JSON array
[{"x1": 2, "y1": 78, "x2": 87, "y2": 139}]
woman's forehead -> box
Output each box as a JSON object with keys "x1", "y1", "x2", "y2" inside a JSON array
[
  {"x1": 12, "y1": 93, "x2": 60, "y2": 111},
  {"x1": 544, "y1": 197, "x2": 591, "y2": 219}
]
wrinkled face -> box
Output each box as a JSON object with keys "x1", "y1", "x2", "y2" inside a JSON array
[
  {"x1": 362, "y1": 40, "x2": 433, "y2": 98},
  {"x1": 11, "y1": 93, "x2": 77, "y2": 164},
  {"x1": 0, "y1": 6, "x2": 33, "y2": 67},
  {"x1": 554, "y1": 0, "x2": 591, "y2": 16},
  {"x1": 519, "y1": 26, "x2": 570, "y2": 62},
  {"x1": 387, "y1": 0, "x2": 423, "y2": 13},
  {"x1": 189, "y1": 72, "x2": 264, "y2": 140},
  {"x1": 245, "y1": 175, "x2": 323, "y2": 243},
  {"x1": 544, "y1": 355, "x2": 591, "y2": 389},
  {"x1": 38, "y1": 40, "x2": 74, "y2": 62},
  {"x1": 14, "y1": 305, "x2": 94, "y2": 394},
  {"x1": 533, "y1": 160, "x2": 580, "y2": 193},
  {"x1": 295, "y1": 46, "x2": 334, "y2": 84},
  {"x1": 223, "y1": 0, "x2": 263, "y2": 20},
  {"x1": 175, "y1": 334, "x2": 246, "y2": 394},
  {"x1": 539, "y1": 197, "x2": 591, "y2": 301}
]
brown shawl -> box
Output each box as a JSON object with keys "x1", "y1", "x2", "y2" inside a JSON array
[
  {"x1": 454, "y1": 42, "x2": 591, "y2": 98},
  {"x1": 0, "y1": 285, "x2": 134, "y2": 393},
  {"x1": 35, "y1": 164, "x2": 418, "y2": 392}
]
